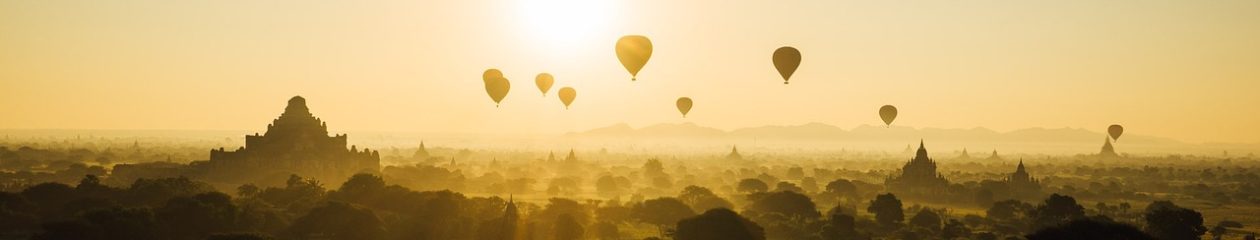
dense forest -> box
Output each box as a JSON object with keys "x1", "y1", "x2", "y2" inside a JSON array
[{"x1": 2, "y1": 140, "x2": 1258, "y2": 240}]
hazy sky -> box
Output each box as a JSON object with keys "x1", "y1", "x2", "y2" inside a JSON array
[{"x1": 1, "y1": 0, "x2": 1257, "y2": 144}]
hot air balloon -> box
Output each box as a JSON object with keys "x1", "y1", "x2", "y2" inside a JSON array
[
  {"x1": 772, "y1": 46, "x2": 801, "y2": 84},
  {"x1": 676, "y1": 97, "x2": 693, "y2": 118},
  {"x1": 879, "y1": 105, "x2": 897, "y2": 127},
  {"x1": 483, "y1": 69, "x2": 503, "y2": 83},
  {"x1": 616, "y1": 35, "x2": 653, "y2": 81},
  {"x1": 536, "y1": 73, "x2": 554, "y2": 96},
  {"x1": 1108, "y1": 124, "x2": 1124, "y2": 141},
  {"x1": 483, "y1": 69, "x2": 510, "y2": 107},
  {"x1": 558, "y1": 87, "x2": 576, "y2": 109}
]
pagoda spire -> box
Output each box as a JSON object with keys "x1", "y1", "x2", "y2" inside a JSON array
[
  {"x1": 413, "y1": 141, "x2": 430, "y2": 159},
  {"x1": 1099, "y1": 136, "x2": 1118, "y2": 157},
  {"x1": 727, "y1": 145, "x2": 743, "y2": 160},
  {"x1": 987, "y1": 149, "x2": 1002, "y2": 161},
  {"x1": 914, "y1": 139, "x2": 929, "y2": 160}
]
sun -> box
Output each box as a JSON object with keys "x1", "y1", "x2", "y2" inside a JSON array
[{"x1": 514, "y1": 0, "x2": 618, "y2": 49}]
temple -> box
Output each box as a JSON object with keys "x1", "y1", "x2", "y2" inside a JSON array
[
  {"x1": 197, "y1": 96, "x2": 380, "y2": 185},
  {"x1": 565, "y1": 149, "x2": 578, "y2": 163},
  {"x1": 413, "y1": 141, "x2": 430, "y2": 160},
  {"x1": 1006, "y1": 159, "x2": 1041, "y2": 189},
  {"x1": 886, "y1": 140, "x2": 950, "y2": 195},
  {"x1": 1098, "y1": 137, "x2": 1119, "y2": 158},
  {"x1": 986, "y1": 150, "x2": 1002, "y2": 161},
  {"x1": 726, "y1": 146, "x2": 743, "y2": 160},
  {"x1": 1005, "y1": 159, "x2": 1043, "y2": 199},
  {"x1": 955, "y1": 148, "x2": 971, "y2": 160}
]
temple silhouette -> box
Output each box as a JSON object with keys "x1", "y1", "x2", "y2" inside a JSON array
[
  {"x1": 1005, "y1": 159, "x2": 1043, "y2": 199},
  {"x1": 1099, "y1": 137, "x2": 1120, "y2": 158},
  {"x1": 886, "y1": 140, "x2": 950, "y2": 195},
  {"x1": 195, "y1": 96, "x2": 380, "y2": 185},
  {"x1": 726, "y1": 146, "x2": 743, "y2": 160}
]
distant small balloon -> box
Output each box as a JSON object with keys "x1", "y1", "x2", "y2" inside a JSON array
[
  {"x1": 676, "y1": 97, "x2": 693, "y2": 118},
  {"x1": 1108, "y1": 124, "x2": 1124, "y2": 141},
  {"x1": 616, "y1": 35, "x2": 653, "y2": 81},
  {"x1": 483, "y1": 69, "x2": 510, "y2": 107},
  {"x1": 536, "y1": 73, "x2": 554, "y2": 96},
  {"x1": 772, "y1": 46, "x2": 801, "y2": 84},
  {"x1": 879, "y1": 105, "x2": 898, "y2": 127},
  {"x1": 558, "y1": 87, "x2": 576, "y2": 109}
]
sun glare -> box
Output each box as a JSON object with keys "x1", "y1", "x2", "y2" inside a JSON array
[{"x1": 515, "y1": 0, "x2": 617, "y2": 50}]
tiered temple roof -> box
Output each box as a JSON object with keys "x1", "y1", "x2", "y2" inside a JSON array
[
  {"x1": 203, "y1": 96, "x2": 380, "y2": 185},
  {"x1": 887, "y1": 140, "x2": 950, "y2": 194}
]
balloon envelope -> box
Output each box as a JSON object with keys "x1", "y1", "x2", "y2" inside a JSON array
[
  {"x1": 676, "y1": 97, "x2": 693, "y2": 117},
  {"x1": 535, "y1": 73, "x2": 554, "y2": 96},
  {"x1": 879, "y1": 105, "x2": 898, "y2": 126},
  {"x1": 483, "y1": 73, "x2": 510, "y2": 107},
  {"x1": 483, "y1": 69, "x2": 503, "y2": 83},
  {"x1": 558, "y1": 87, "x2": 576, "y2": 109},
  {"x1": 616, "y1": 35, "x2": 653, "y2": 81},
  {"x1": 1108, "y1": 124, "x2": 1124, "y2": 141},
  {"x1": 772, "y1": 46, "x2": 801, "y2": 84}
]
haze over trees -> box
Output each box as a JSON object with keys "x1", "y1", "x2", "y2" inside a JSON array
[{"x1": 0, "y1": 96, "x2": 1253, "y2": 240}]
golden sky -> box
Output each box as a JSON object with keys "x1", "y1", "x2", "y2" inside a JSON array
[{"x1": 1, "y1": 0, "x2": 1257, "y2": 144}]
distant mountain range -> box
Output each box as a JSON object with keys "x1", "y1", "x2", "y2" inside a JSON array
[
  {"x1": 570, "y1": 122, "x2": 1172, "y2": 143},
  {"x1": 566, "y1": 122, "x2": 1255, "y2": 155}
]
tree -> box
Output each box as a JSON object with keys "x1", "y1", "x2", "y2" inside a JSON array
[
  {"x1": 986, "y1": 200, "x2": 1032, "y2": 222},
  {"x1": 818, "y1": 213, "x2": 860, "y2": 240},
  {"x1": 21, "y1": 182, "x2": 78, "y2": 218},
  {"x1": 674, "y1": 208, "x2": 765, "y2": 240},
  {"x1": 237, "y1": 184, "x2": 261, "y2": 198},
  {"x1": 1143, "y1": 201, "x2": 1207, "y2": 240},
  {"x1": 908, "y1": 209, "x2": 942, "y2": 231},
  {"x1": 595, "y1": 201, "x2": 633, "y2": 224},
  {"x1": 287, "y1": 202, "x2": 385, "y2": 240},
  {"x1": 1026, "y1": 218, "x2": 1153, "y2": 240},
  {"x1": 593, "y1": 221, "x2": 620, "y2": 240},
  {"x1": 1210, "y1": 225, "x2": 1226, "y2": 240},
  {"x1": 0, "y1": 192, "x2": 39, "y2": 233},
  {"x1": 632, "y1": 197, "x2": 697, "y2": 234},
  {"x1": 774, "y1": 182, "x2": 803, "y2": 193},
  {"x1": 206, "y1": 233, "x2": 276, "y2": 240},
  {"x1": 538, "y1": 198, "x2": 592, "y2": 227},
  {"x1": 1031, "y1": 194, "x2": 1085, "y2": 230},
  {"x1": 867, "y1": 193, "x2": 904, "y2": 227},
  {"x1": 745, "y1": 191, "x2": 819, "y2": 240},
  {"x1": 547, "y1": 177, "x2": 581, "y2": 196},
  {"x1": 33, "y1": 220, "x2": 102, "y2": 240},
  {"x1": 824, "y1": 179, "x2": 857, "y2": 199},
  {"x1": 643, "y1": 159, "x2": 666, "y2": 178},
  {"x1": 157, "y1": 192, "x2": 238, "y2": 240},
  {"x1": 747, "y1": 191, "x2": 821, "y2": 220},
  {"x1": 258, "y1": 175, "x2": 326, "y2": 214},
  {"x1": 553, "y1": 214, "x2": 584, "y2": 240},
  {"x1": 126, "y1": 177, "x2": 216, "y2": 207},
  {"x1": 678, "y1": 185, "x2": 733, "y2": 213},
  {"x1": 87, "y1": 207, "x2": 157, "y2": 240},
  {"x1": 737, "y1": 179, "x2": 768, "y2": 194},
  {"x1": 974, "y1": 189, "x2": 995, "y2": 207},
  {"x1": 595, "y1": 175, "x2": 624, "y2": 198},
  {"x1": 1211, "y1": 220, "x2": 1244, "y2": 240},
  {"x1": 942, "y1": 219, "x2": 970, "y2": 239},
  {"x1": 328, "y1": 173, "x2": 386, "y2": 205}
]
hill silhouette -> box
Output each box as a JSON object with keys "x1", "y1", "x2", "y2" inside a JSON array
[{"x1": 566, "y1": 122, "x2": 1253, "y2": 155}]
